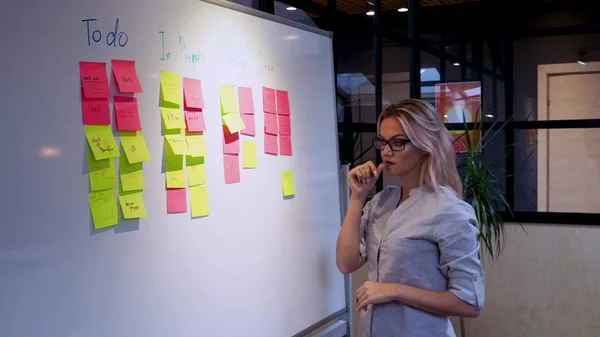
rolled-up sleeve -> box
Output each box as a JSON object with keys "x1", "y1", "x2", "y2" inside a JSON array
[
  {"x1": 434, "y1": 207, "x2": 485, "y2": 310},
  {"x1": 358, "y1": 199, "x2": 373, "y2": 267}
]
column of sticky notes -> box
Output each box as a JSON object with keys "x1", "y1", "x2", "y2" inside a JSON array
[
  {"x1": 219, "y1": 85, "x2": 245, "y2": 184},
  {"x1": 238, "y1": 87, "x2": 257, "y2": 169}
]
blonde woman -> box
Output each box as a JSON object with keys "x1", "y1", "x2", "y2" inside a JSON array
[{"x1": 336, "y1": 99, "x2": 485, "y2": 337}]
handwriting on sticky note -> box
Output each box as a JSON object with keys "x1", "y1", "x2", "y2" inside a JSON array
[
  {"x1": 223, "y1": 154, "x2": 240, "y2": 184},
  {"x1": 223, "y1": 125, "x2": 240, "y2": 155},
  {"x1": 240, "y1": 114, "x2": 255, "y2": 136},
  {"x1": 80, "y1": 61, "x2": 110, "y2": 99},
  {"x1": 165, "y1": 155, "x2": 186, "y2": 188},
  {"x1": 167, "y1": 188, "x2": 187, "y2": 213},
  {"x1": 119, "y1": 156, "x2": 144, "y2": 191},
  {"x1": 281, "y1": 170, "x2": 296, "y2": 197},
  {"x1": 183, "y1": 77, "x2": 205, "y2": 110},
  {"x1": 238, "y1": 87, "x2": 254, "y2": 114},
  {"x1": 114, "y1": 99, "x2": 142, "y2": 131},
  {"x1": 120, "y1": 131, "x2": 151, "y2": 163},
  {"x1": 186, "y1": 135, "x2": 208, "y2": 157},
  {"x1": 242, "y1": 141, "x2": 257, "y2": 169},
  {"x1": 89, "y1": 189, "x2": 118, "y2": 230},
  {"x1": 161, "y1": 107, "x2": 186, "y2": 130},
  {"x1": 219, "y1": 85, "x2": 238, "y2": 114},
  {"x1": 264, "y1": 112, "x2": 278, "y2": 135},
  {"x1": 85, "y1": 125, "x2": 119, "y2": 160},
  {"x1": 160, "y1": 70, "x2": 181, "y2": 106},
  {"x1": 118, "y1": 191, "x2": 148, "y2": 219},
  {"x1": 82, "y1": 100, "x2": 110, "y2": 125},
  {"x1": 264, "y1": 133, "x2": 278, "y2": 155},
  {"x1": 185, "y1": 110, "x2": 206, "y2": 132},
  {"x1": 276, "y1": 90, "x2": 290, "y2": 115},
  {"x1": 278, "y1": 115, "x2": 291, "y2": 136},
  {"x1": 187, "y1": 156, "x2": 206, "y2": 186},
  {"x1": 111, "y1": 60, "x2": 143, "y2": 93},
  {"x1": 190, "y1": 185, "x2": 209, "y2": 217},
  {"x1": 88, "y1": 153, "x2": 116, "y2": 191},
  {"x1": 223, "y1": 113, "x2": 246, "y2": 134},
  {"x1": 165, "y1": 134, "x2": 187, "y2": 155},
  {"x1": 279, "y1": 135, "x2": 292, "y2": 156}
]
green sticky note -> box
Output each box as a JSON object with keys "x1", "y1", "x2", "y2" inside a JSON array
[
  {"x1": 187, "y1": 156, "x2": 206, "y2": 187},
  {"x1": 120, "y1": 131, "x2": 151, "y2": 164},
  {"x1": 88, "y1": 153, "x2": 116, "y2": 191},
  {"x1": 161, "y1": 107, "x2": 186, "y2": 130},
  {"x1": 84, "y1": 125, "x2": 120, "y2": 160},
  {"x1": 190, "y1": 185, "x2": 209, "y2": 217},
  {"x1": 160, "y1": 70, "x2": 181, "y2": 106},
  {"x1": 186, "y1": 134, "x2": 208, "y2": 157},
  {"x1": 165, "y1": 134, "x2": 186, "y2": 155},
  {"x1": 219, "y1": 85, "x2": 238, "y2": 115},
  {"x1": 118, "y1": 191, "x2": 148, "y2": 219},
  {"x1": 242, "y1": 141, "x2": 257, "y2": 169},
  {"x1": 119, "y1": 156, "x2": 145, "y2": 191},
  {"x1": 165, "y1": 155, "x2": 186, "y2": 188},
  {"x1": 282, "y1": 170, "x2": 296, "y2": 197},
  {"x1": 222, "y1": 113, "x2": 246, "y2": 134},
  {"x1": 89, "y1": 189, "x2": 119, "y2": 230}
]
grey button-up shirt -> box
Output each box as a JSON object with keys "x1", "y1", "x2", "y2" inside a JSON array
[{"x1": 358, "y1": 185, "x2": 485, "y2": 337}]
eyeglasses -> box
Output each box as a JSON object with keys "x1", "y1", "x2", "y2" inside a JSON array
[{"x1": 372, "y1": 137, "x2": 411, "y2": 151}]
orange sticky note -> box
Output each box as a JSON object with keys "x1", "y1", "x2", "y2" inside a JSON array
[
  {"x1": 264, "y1": 133, "x2": 278, "y2": 155},
  {"x1": 280, "y1": 135, "x2": 292, "y2": 156},
  {"x1": 278, "y1": 115, "x2": 291, "y2": 136},
  {"x1": 240, "y1": 114, "x2": 255, "y2": 136},
  {"x1": 79, "y1": 61, "x2": 110, "y2": 99},
  {"x1": 223, "y1": 125, "x2": 239, "y2": 155},
  {"x1": 111, "y1": 60, "x2": 143, "y2": 93},
  {"x1": 276, "y1": 90, "x2": 290, "y2": 115},
  {"x1": 238, "y1": 87, "x2": 254, "y2": 114},
  {"x1": 167, "y1": 188, "x2": 187, "y2": 213},
  {"x1": 185, "y1": 110, "x2": 206, "y2": 132},
  {"x1": 82, "y1": 100, "x2": 110, "y2": 125},
  {"x1": 114, "y1": 96, "x2": 142, "y2": 131},
  {"x1": 262, "y1": 87, "x2": 276, "y2": 113},
  {"x1": 223, "y1": 154, "x2": 240, "y2": 184},
  {"x1": 264, "y1": 113, "x2": 278, "y2": 135},
  {"x1": 183, "y1": 77, "x2": 205, "y2": 110}
]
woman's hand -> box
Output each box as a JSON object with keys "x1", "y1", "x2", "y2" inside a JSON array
[
  {"x1": 356, "y1": 281, "x2": 399, "y2": 311},
  {"x1": 347, "y1": 161, "x2": 386, "y2": 201}
]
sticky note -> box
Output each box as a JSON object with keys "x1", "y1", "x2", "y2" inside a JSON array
[
  {"x1": 223, "y1": 113, "x2": 246, "y2": 134},
  {"x1": 186, "y1": 134, "x2": 208, "y2": 157},
  {"x1": 282, "y1": 170, "x2": 296, "y2": 196},
  {"x1": 276, "y1": 90, "x2": 290, "y2": 115},
  {"x1": 219, "y1": 85, "x2": 238, "y2": 115},
  {"x1": 223, "y1": 126, "x2": 240, "y2": 155},
  {"x1": 88, "y1": 153, "x2": 116, "y2": 191},
  {"x1": 264, "y1": 133, "x2": 278, "y2": 155},
  {"x1": 114, "y1": 98, "x2": 142, "y2": 131},
  {"x1": 82, "y1": 100, "x2": 110, "y2": 125},
  {"x1": 240, "y1": 114, "x2": 255, "y2": 136},
  {"x1": 79, "y1": 61, "x2": 110, "y2": 99},
  {"x1": 119, "y1": 156, "x2": 144, "y2": 191},
  {"x1": 185, "y1": 110, "x2": 206, "y2": 132},
  {"x1": 238, "y1": 87, "x2": 254, "y2": 114},
  {"x1": 111, "y1": 60, "x2": 143, "y2": 93},
  {"x1": 165, "y1": 155, "x2": 186, "y2": 188},
  {"x1": 264, "y1": 113, "x2": 278, "y2": 135},
  {"x1": 279, "y1": 135, "x2": 292, "y2": 156},
  {"x1": 161, "y1": 107, "x2": 186, "y2": 130},
  {"x1": 183, "y1": 77, "x2": 204, "y2": 110},
  {"x1": 242, "y1": 141, "x2": 257, "y2": 168},
  {"x1": 89, "y1": 189, "x2": 118, "y2": 230},
  {"x1": 160, "y1": 70, "x2": 181, "y2": 106},
  {"x1": 118, "y1": 191, "x2": 148, "y2": 219},
  {"x1": 187, "y1": 156, "x2": 206, "y2": 186},
  {"x1": 278, "y1": 115, "x2": 291, "y2": 136},
  {"x1": 190, "y1": 185, "x2": 209, "y2": 217},
  {"x1": 120, "y1": 131, "x2": 151, "y2": 163},
  {"x1": 223, "y1": 154, "x2": 240, "y2": 184},
  {"x1": 262, "y1": 87, "x2": 276, "y2": 113},
  {"x1": 84, "y1": 125, "x2": 120, "y2": 160},
  {"x1": 165, "y1": 134, "x2": 187, "y2": 155},
  {"x1": 167, "y1": 188, "x2": 187, "y2": 213}
]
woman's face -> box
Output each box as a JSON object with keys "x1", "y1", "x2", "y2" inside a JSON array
[{"x1": 378, "y1": 117, "x2": 425, "y2": 176}]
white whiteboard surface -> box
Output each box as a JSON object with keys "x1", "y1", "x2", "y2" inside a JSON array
[{"x1": 0, "y1": 1, "x2": 345, "y2": 336}]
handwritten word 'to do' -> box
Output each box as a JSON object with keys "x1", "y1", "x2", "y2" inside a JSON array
[{"x1": 82, "y1": 18, "x2": 129, "y2": 47}]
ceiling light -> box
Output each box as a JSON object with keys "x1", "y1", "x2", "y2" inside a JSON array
[
  {"x1": 398, "y1": 7, "x2": 408, "y2": 12},
  {"x1": 578, "y1": 50, "x2": 587, "y2": 65},
  {"x1": 485, "y1": 114, "x2": 494, "y2": 118},
  {"x1": 453, "y1": 62, "x2": 460, "y2": 66},
  {"x1": 366, "y1": 10, "x2": 375, "y2": 16},
  {"x1": 286, "y1": 6, "x2": 296, "y2": 10}
]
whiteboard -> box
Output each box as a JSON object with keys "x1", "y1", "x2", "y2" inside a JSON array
[{"x1": 0, "y1": 1, "x2": 345, "y2": 336}]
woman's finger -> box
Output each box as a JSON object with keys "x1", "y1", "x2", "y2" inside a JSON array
[{"x1": 366, "y1": 161, "x2": 377, "y2": 176}]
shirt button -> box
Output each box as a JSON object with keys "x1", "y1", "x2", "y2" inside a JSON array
[{"x1": 472, "y1": 274, "x2": 478, "y2": 281}]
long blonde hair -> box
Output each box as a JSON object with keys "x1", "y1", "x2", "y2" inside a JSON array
[{"x1": 377, "y1": 99, "x2": 463, "y2": 198}]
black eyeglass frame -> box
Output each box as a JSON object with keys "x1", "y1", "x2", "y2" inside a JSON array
[{"x1": 372, "y1": 137, "x2": 411, "y2": 151}]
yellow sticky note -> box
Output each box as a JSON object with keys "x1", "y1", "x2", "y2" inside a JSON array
[
  {"x1": 120, "y1": 131, "x2": 151, "y2": 163},
  {"x1": 118, "y1": 191, "x2": 148, "y2": 219},
  {"x1": 282, "y1": 170, "x2": 296, "y2": 197},
  {"x1": 222, "y1": 113, "x2": 246, "y2": 134},
  {"x1": 165, "y1": 134, "x2": 186, "y2": 155},
  {"x1": 219, "y1": 85, "x2": 238, "y2": 115},
  {"x1": 161, "y1": 107, "x2": 186, "y2": 130},
  {"x1": 88, "y1": 153, "x2": 116, "y2": 191},
  {"x1": 186, "y1": 134, "x2": 208, "y2": 157},
  {"x1": 89, "y1": 189, "x2": 119, "y2": 230},
  {"x1": 242, "y1": 141, "x2": 257, "y2": 168},
  {"x1": 187, "y1": 156, "x2": 206, "y2": 186},
  {"x1": 190, "y1": 185, "x2": 209, "y2": 217},
  {"x1": 160, "y1": 70, "x2": 181, "y2": 106},
  {"x1": 165, "y1": 155, "x2": 186, "y2": 188},
  {"x1": 84, "y1": 125, "x2": 120, "y2": 160},
  {"x1": 119, "y1": 156, "x2": 145, "y2": 191}
]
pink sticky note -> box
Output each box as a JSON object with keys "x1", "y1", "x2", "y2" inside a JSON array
[
  {"x1": 264, "y1": 112, "x2": 278, "y2": 135},
  {"x1": 240, "y1": 114, "x2": 255, "y2": 136},
  {"x1": 185, "y1": 110, "x2": 206, "y2": 132},
  {"x1": 278, "y1": 115, "x2": 291, "y2": 136},
  {"x1": 223, "y1": 125, "x2": 240, "y2": 154},
  {"x1": 223, "y1": 154, "x2": 241, "y2": 184},
  {"x1": 79, "y1": 61, "x2": 110, "y2": 99},
  {"x1": 238, "y1": 87, "x2": 254, "y2": 114},
  {"x1": 111, "y1": 60, "x2": 143, "y2": 93},
  {"x1": 276, "y1": 90, "x2": 290, "y2": 115},
  {"x1": 183, "y1": 77, "x2": 205, "y2": 110},
  {"x1": 167, "y1": 188, "x2": 187, "y2": 213},
  {"x1": 264, "y1": 133, "x2": 278, "y2": 155},
  {"x1": 82, "y1": 100, "x2": 110, "y2": 125},
  {"x1": 280, "y1": 135, "x2": 292, "y2": 156},
  {"x1": 114, "y1": 96, "x2": 142, "y2": 131},
  {"x1": 262, "y1": 87, "x2": 276, "y2": 113}
]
